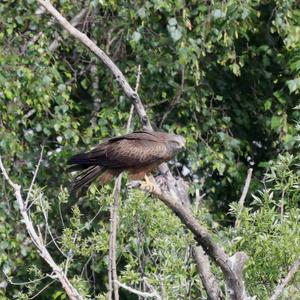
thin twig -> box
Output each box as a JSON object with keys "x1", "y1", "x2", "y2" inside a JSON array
[
  {"x1": 0, "y1": 157, "x2": 83, "y2": 300},
  {"x1": 235, "y1": 168, "x2": 253, "y2": 227},
  {"x1": 3, "y1": 271, "x2": 52, "y2": 286},
  {"x1": 116, "y1": 280, "x2": 162, "y2": 299},
  {"x1": 25, "y1": 145, "x2": 44, "y2": 208},
  {"x1": 270, "y1": 255, "x2": 300, "y2": 300},
  {"x1": 159, "y1": 67, "x2": 185, "y2": 128},
  {"x1": 28, "y1": 279, "x2": 56, "y2": 300},
  {"x1": 143, "y1": 277, "x2": 163, "y2": 300}
]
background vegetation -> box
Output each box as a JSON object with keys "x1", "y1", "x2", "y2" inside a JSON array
[{"x1": 0, "y1": 0, "x2": 299, "y2": 299}]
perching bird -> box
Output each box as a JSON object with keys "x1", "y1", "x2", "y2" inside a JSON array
[{"x1": 67, "y1": 130, "x2": 186, "y2": 193}]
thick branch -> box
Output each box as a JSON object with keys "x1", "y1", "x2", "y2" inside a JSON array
[
  {"x1": 0, "y1": 157, "x2": 83, "y2": 300},
  {"x1": 139, "y1": 182, "x2": 250, "y2": 300},
  {"x1": 270, "y1": 255, "x2": 300, "y2": 300}
]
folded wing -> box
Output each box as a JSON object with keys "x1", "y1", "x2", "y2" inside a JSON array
[{"x1": 67, "y1": 133, "x2": 169, "y2": 169}]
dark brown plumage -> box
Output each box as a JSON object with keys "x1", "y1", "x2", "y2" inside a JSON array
[{"x1": 67, "y1": 130, "x2": 186, "y2": 192}]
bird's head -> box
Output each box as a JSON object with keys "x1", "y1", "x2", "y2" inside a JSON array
[{"x1": 168, "y1": 134, "x2": 186, "y2": 153}]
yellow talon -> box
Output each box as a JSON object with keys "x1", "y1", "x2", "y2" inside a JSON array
[{"x1": 141, "y1": 174, "x2": 155, "y2": 192}]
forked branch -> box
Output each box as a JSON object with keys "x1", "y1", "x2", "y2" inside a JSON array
[{"x1": 138, "y1": 182, "x2": 252, "y2": 300}]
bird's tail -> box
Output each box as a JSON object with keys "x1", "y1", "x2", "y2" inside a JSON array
[{"x1": 70, "y1": 165, "x2": 104, "y2": 193}]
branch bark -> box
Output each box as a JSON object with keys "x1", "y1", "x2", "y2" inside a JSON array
[
  {"x1": 192, "y1": 246, "x2": 223, "y2": 300},
  {"x1": 0, "y1": 157, "x2": 83, "y2": 300}
]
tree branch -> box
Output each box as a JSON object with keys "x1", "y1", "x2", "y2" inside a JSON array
[
  {"x1": 37, "y1": 0, "x2": 151, "y2": 129},
  {"x1": 0, "y1": 157, "x2": 83, "y2": 300},
  {"x1": 108, "y1": 174, "x2": 121, "y2": 300},
  {"x1": 116, "y1": 280, "x2": 162, "y2": 299},
  {"x1": 36, "y1": 0, "x2": 189, "y2": 216},
  {"x1": 108, "y1": 65, "x2": 142, "y2": 299},
  {"x1": 136, "y1": 182, "x2": 251, "y2": 300},
  {"x1": 34, "y1": 2, "x2": 251, "y2": 299},
  {"x1": 270, "y1": 255, "x2": 300, "y2": 300},
  {"x1": 235, "y1": 168, "x2": 253, "y2": 227},
  {"x1": 192, "y1": 246, "x2": 223, "y2": 300}
]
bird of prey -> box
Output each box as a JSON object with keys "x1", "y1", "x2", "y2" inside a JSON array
[{"x1": 67, "y1": 130, "x2": 186, "y2": 193}]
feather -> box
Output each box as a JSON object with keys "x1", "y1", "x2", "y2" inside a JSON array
[{"x1": 71, "y1": 165, "x2": 103, "y2": 192}]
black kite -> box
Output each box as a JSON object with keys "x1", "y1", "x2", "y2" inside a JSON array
[{"x1": 67, "y1": 130, "x2": 186, "y2": 192}]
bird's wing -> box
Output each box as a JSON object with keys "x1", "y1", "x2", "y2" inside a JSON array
[
  {"x1": 107, "y1": 131, "x2": 165, "y2": 143},
  {"x1": 87, "y1": 137, "x2": 169, "y2": 168}
]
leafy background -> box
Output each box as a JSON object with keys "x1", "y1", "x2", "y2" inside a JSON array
[{"x1": 0, "y1": 0, "x2": 299, "y2": 299}]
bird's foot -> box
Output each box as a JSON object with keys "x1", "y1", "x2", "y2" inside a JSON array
[
  {"x1": 127, "y1": 175, "x2": 156, "y2": 193},
  {"x1": 140, "y1": 174, "x2": 156, "y2": 193}
]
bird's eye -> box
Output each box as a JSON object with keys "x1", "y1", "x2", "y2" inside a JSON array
[{"x1": 171, "y1": 141, "x2": 181, "y2": 148}]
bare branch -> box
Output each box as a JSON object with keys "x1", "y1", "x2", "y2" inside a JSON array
[
  {"x1": 108, "y1": 174, "x2": 121, "y2": 300},
  {"x1": 270, "y1": 255, "x2": 300, "y2": 300},
  {"x1": 0, "y1": 157, "x2": 83, "y2": 300},
  {"x1": 192, "y1": 246, "x2": 223, "y2": 300},
  {"x1": 25, "y1": 145, "x2": 44, "y2": 207},
  {"x1": 238, "y1": 168, "x2": 253, "y2": 207},
  {"x1": 108, "y1": 65, "x2": 141, "y2": 299},
  {"x1": 235, "y1": 168, "x2": 253, "y2": 227},
  {"x1": 28, "y1": 279, "x2": 56, "y2": 300}
]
